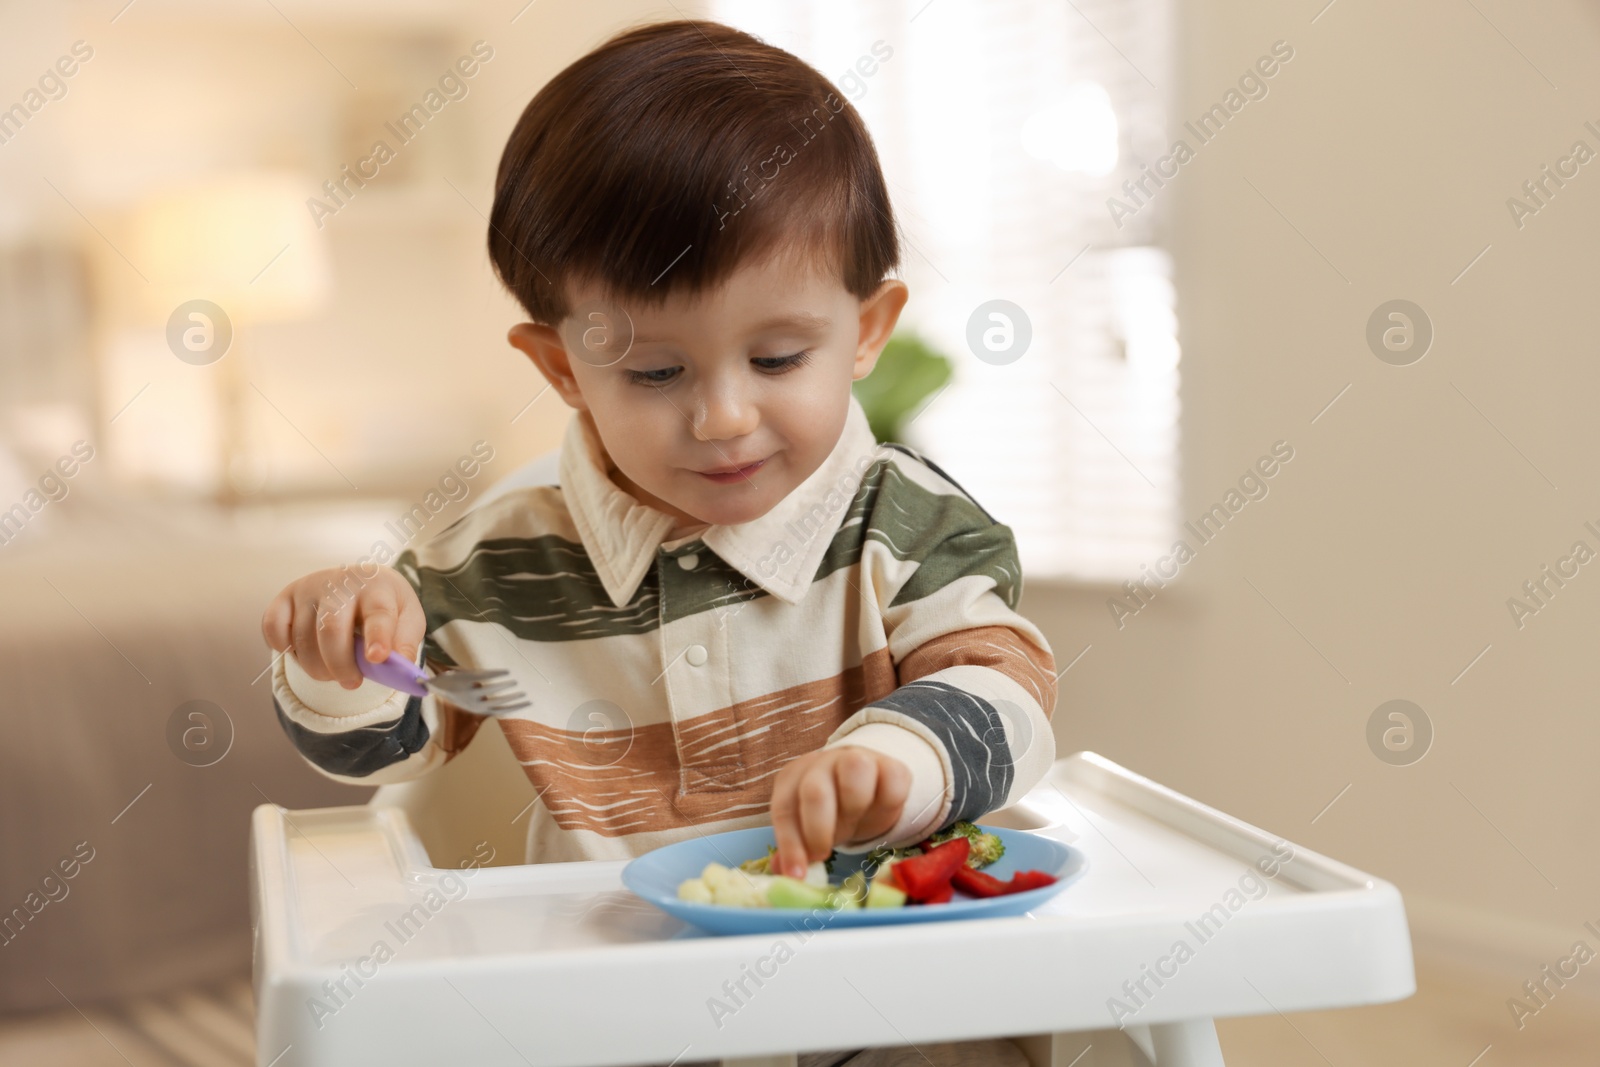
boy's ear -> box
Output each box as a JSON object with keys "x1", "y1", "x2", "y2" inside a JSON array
[
  {"x1": 508, "y1": 322, "x2": 588, "y2": 411},
  {"x1": 852, "y1": 279, "x2": 910, "y2": 381}
]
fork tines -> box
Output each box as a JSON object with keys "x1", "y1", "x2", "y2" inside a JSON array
[{"x1": 428, "y1": 668, "x2": 530, "y2": 716}]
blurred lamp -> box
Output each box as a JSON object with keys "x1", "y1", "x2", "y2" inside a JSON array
[{"x1": 128, "y1": 172, "x2": 332, "y2": 500}]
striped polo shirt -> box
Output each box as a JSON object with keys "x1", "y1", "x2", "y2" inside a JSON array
[{"x1": 271, "y1": 393, "x2": 1059, "y2": 864}]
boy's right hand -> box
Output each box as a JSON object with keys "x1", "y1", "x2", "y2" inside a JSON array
[{"x1": 261, "y1": 566, "x2": 426, "y2": 690}]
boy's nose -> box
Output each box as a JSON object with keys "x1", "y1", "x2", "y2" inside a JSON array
[{"x1": 689, "y1": 385, "x2": 760, "y2": 442}]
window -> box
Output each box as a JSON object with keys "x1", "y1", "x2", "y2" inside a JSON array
[{"x1": 710, "y1": 0, "x2": 1178, "y2": 581}]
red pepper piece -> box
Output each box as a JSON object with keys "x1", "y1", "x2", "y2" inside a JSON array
[
  {"x1": 1006, "y1": 869, "x2": 1058, "y2": 893},
  {"x1": 951, "y1": 866, "x2": 1010, "y2": 898},
  {"x1": 891, "y1": 838, "x2": 970, "y2": 901},
  {"x1": 922, "y1": 881, "x2": 954, "y2": 904},
  {"x1": 882, "y1": 863, "x2": 903, "y2": 892}
]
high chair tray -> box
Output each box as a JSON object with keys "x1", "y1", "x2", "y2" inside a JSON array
[{"x1": 249, "y1": 751, "x2": 1414, "y2": 1067}]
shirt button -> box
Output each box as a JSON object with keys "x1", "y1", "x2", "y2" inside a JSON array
[
  {"x1": 685, "y1": 644, "x2": 708, "y2": 667},
  {"x1": 677, "y1": 552, "x2": 699, "y2": 571}
]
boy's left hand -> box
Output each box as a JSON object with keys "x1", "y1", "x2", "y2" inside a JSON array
[{"x1": 769, "y1": 746, "x2": 911, "y2": 879}]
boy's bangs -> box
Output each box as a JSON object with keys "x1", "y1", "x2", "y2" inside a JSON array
[
  {"x1": 565, "y1": 155, "x2": 854, "y2": 315},
  {"x1": 488, "y1": 20, "x2": 899, "y2": 325}
]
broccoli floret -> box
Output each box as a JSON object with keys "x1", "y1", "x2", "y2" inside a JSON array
[
  {"x1": 739, "y1": 847, "x2": 778, "y2": 875},
  {"x1": 740, "y1": 846, "x2": 836, "y2": 880},
  {"x1": 864, "y1": 844, "x2": 922, "y2": 876},
  {"x1": 739, "y1": 851, "x2": 838, "y2": 876},
  {"x1": 929, "y1": 821, "x2": 1005, "y2": 869}
]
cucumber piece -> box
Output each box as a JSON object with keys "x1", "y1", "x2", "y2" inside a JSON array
[
  {"x1": 767, "y1": 876, "x2": 836, "y2": 910},
  {"x1": 837, "y1": 870, "x2": 868, "y2": 907},
  {"x1": 826, "y1": 888, "x2": 863, "y2": 911},
  {"x1": 865, "y1": 878, "x2": 907, "y2": 909}
]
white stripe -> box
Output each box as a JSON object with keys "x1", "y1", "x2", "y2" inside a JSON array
[
  {"x1": 872, "y1": 558, "x2": 1052, "y2": 663},
  {"x1": 272, "y1": 652, "x2": 414, "y2": 734},
  {"x1": 425, "y1": 561, "x2": 895, "y2": 732},
  {"x1": 403, "y1": 485, "x2": 580, "y2": 570}
]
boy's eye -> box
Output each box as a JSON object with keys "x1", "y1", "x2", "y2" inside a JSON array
[
  {"x1": 624, "y1": 350, "x2": 812, "y2": 383},
  {"x1": 752, "y1": 351, "x2": 812, "y2": 374},
  {"x1": 626, "y1": 366, "x2": 681, "y2": 385}
]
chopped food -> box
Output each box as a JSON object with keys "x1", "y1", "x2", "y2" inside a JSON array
[
  {"x1": 950, "y1": 865, "x2": 1011, "y2": 898},
  {"x1": 927, "y1": 821, "x2": 1007, "y2": 869},
  {"x1": 836, "y1": 870, "x2": 869, "y2": 908},
  {"x1": 677, "y1": 862, "x2": 850, "y2": 909},
  {"x1": 1006, "y1": 869, "x2": 1058, "y2": 893},
  {"x1": 672, "y1": 825, "x2": 1058, "y2": 910},
  {"x1": 740, "y1": 846, "x2": 836, "y2": 878},
  {"x1": 864, "y1": 878, "x2": 907, "y2": 909},
  {"x1": 676, "y1": 858, "x2": 898, "y2": 912},
  {"x1": 676, "y1": 878, "x2": 714, "y2": 904},
  {"x1": 766, "y1": 877, "x2": 836, "y2": 910},
  {"x1": 764, "y1": 870, "x2": 867, "y2": 911},
  {"x1": 892, "y1": 838, "x2": 970, "y2": 901},
  {"x1": 737, "y1": 848, "x2": 832, "y2": 887},
  {"x1": 864, "y1": 843, "x2": 923, "y2": 871},
  {"x1": 686, "y1": 862, "x2": 774, "y2": 907}
]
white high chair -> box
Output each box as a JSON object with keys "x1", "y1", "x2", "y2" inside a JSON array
[
  {"x1": 361, "y1": 449, "x2": 558, "y2": 868},
  {"x1": 249, "y1": 450, "x2": 1416, "y2": 1066}
]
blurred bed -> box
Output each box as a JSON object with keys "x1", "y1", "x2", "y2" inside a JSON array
[{"x1": 0, "y1": 489, "x2": 397, "y2": 1014}]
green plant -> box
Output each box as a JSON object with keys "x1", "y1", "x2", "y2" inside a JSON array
[{"x1": 851, "y1": 332, "x2": 954, "y2": 444}]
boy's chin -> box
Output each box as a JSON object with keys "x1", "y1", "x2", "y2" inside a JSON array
[{"x1": 674, "y1": 492, "x2": 776, "y2": 529}]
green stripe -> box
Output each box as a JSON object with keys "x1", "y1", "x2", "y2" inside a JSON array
[
  {"x1": 395, "y1": 534, "x2": 772, "y2": 642},
  {"x1": 662, "y1": 553, "x2": 767, "y2": 623},
  {"x1": 398, "y1": 535, "x2": 664, "y2": 644},
  {"x1": 818, "y1": 456, "x2": 1020, "y2": 610},
  {"x1": 392, "y1": 452, "x2": 1016, "y2": 645}
]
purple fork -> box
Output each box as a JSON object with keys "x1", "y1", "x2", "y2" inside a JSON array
[{"x1": 354, "y1": 634, "x2": 530, "y2": 717}]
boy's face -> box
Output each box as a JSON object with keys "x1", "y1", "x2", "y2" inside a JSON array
[{"x1": 510, "y1": 251, "x2": 907, "y2": 529}]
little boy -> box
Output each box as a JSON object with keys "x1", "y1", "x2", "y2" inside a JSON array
[{"x1": 263, "y1": 19, "x2": 1056, "y2": 1066}]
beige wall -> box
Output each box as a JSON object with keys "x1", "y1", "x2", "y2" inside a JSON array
[
  {"x1": 10, "y1": 0, "x2": 1592, "y2": 953},
  {"x1": 1028, "y1": 0, "x2": 1600, "y2": 951},
  {"x1": 495, "y1": 0, "x2": 1600, "y2": 951},
  {"x1": 6, "y1": 1, "x2": 698, "y2": 501}
]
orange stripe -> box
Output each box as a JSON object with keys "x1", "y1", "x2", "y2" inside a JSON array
[
  {"x1": 497, "y1": 646, "x2": 898, "y2": 836},
  {"x1": 897, "y1": 625, "x2": 1057, "y2": 719},
  {"x1": 437, "y1": 701, "x2": 487, "y2": 759}
]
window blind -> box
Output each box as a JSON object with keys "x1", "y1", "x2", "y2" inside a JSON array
[{"x1": 709, "y1": 0, "x2": 1178, "y2": 581}]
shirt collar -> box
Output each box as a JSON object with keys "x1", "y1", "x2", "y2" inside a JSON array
[{"x1": 559, "y1": 393, "x2": 880, "y2": 610}]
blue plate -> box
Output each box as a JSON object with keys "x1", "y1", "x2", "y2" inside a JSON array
[{"x1": 621, "y1": 825, "x2": 1087, "y2": 935}]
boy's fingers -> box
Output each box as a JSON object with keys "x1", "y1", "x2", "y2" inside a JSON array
[
  {"x1": 830, "y1": 748, "x2": 878, "y2": 845},
  {"x1": 796, "y1": 764, "x2": 837, "y2": 868},
  {"x1": 261, "y1": 593, "x2": 292, "y2": 652},
  {"x1": 360, "y1": 602, "x2": 397, "y2": 662},
  {"x1": 313, "y1": 597, "x2": 362, "y2": 689},
  {"x1": 875, "y1": 752, "x2": 911, "y2": 812},
  {"x1": 393, "y1": 583, "x2": 426, "y2": 662},
  {"x1": 769, "y1": 778, "x2": 808, "y2": 880},
  {"x1": 290, "y1": 597, "x2": 329, "y2": 681},
  {"x1": 854, "y1": 756, "x2": 911, "y2": 845}
]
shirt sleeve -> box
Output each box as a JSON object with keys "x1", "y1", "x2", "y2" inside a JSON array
[
  {"x1": 268, "y1": 550, "x2": 487, "y2": 787},
  {"x1": 823, "y1": 452, "x2": 1059, "y2": 851}
]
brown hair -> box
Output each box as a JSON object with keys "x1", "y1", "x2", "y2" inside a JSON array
[{"x1": 488, "y1": 19, "x2": 900, "y2": 325}]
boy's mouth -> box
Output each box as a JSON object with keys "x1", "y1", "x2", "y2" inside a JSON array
[{"x1": 695, "y1": 457, "x2": 767, "y2": 484}]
